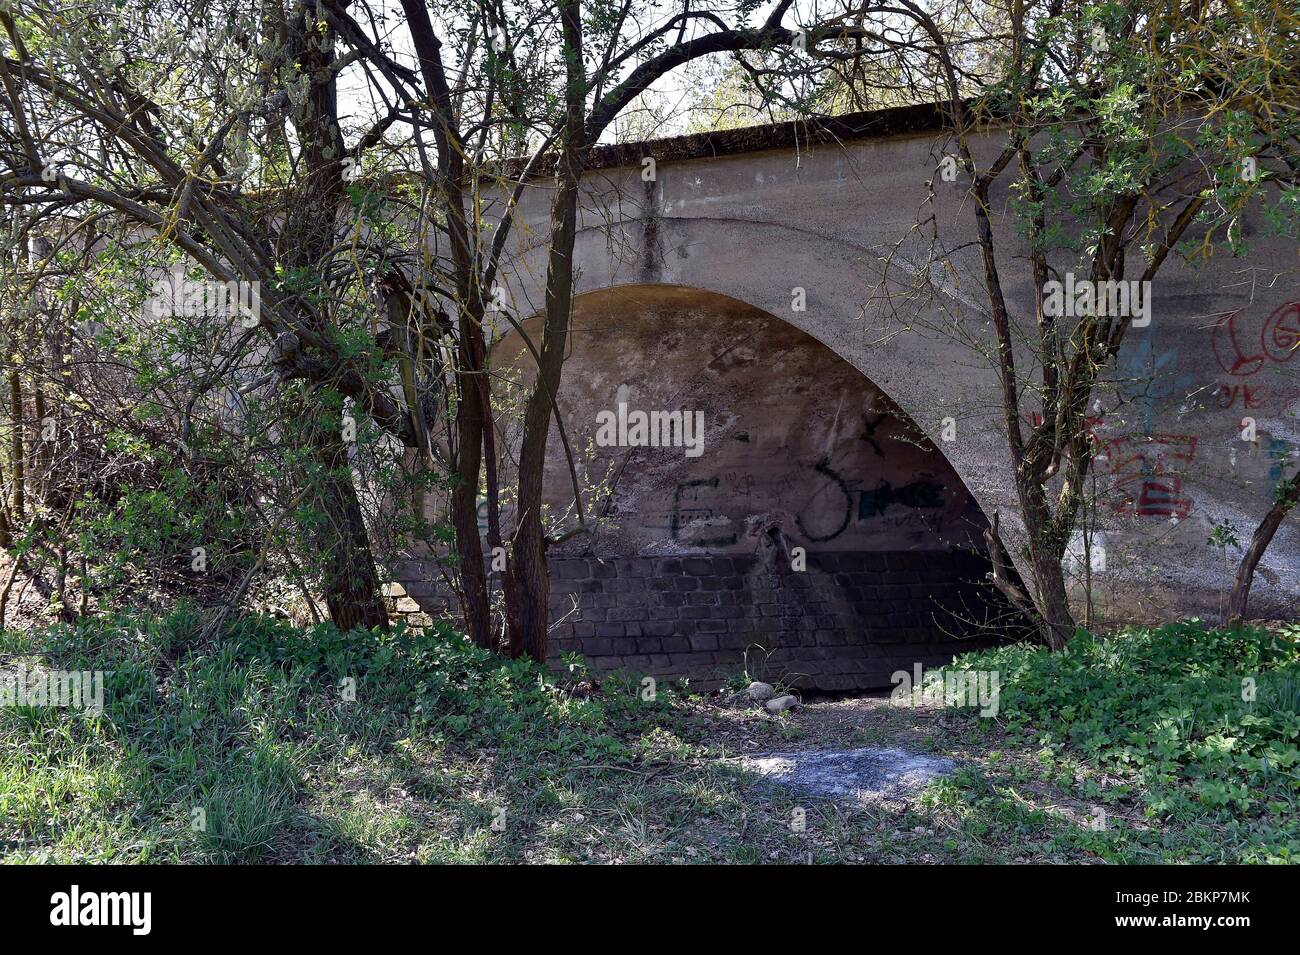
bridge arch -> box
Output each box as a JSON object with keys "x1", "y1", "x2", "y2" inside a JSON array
[
  {"x1": 487, "y1": 281, "x2": 1019, "y2": 690},
  {"x1": 492, "y1": 213, "x2": 1025, "y2": 564}
]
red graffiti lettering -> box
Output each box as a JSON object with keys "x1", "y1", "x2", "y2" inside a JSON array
[
  {"x1": 1212, "y1": 302, "x2": 1300, "y2": 377},
  {"x1": 1262, "y1": 301, "x2": 1300, "y2": 364},
  {"x1": 1131, "y1": 476, "x2": 1192, "y2": 518},
  {"x1": 1215, "y1": 383, "x2": 1266, "y2": 409}
]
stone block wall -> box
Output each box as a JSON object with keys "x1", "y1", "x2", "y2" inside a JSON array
[{"x1": 394, "y1": 549, "x2": 1015, "y2": 692}]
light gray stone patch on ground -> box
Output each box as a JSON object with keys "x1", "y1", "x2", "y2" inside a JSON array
[{"x1": 740, "y1": 747, "x2": 955, "y2": 802}]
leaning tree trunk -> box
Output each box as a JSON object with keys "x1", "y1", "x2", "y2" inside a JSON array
[
  {"x1": 505, "y1": 0, "x2": 586, "y2": 663},
  {"x1": 1227, "y1": 475, "x2": 1300, "y2": 628},
  {"x1": 506, "y1": 173, "x2": 580, "y2": 662},
  {"x1": 397, "y1": 0, "x2": 498, "y2": 651}
]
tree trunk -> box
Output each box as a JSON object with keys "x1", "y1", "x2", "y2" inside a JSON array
[
  {"x1": 449, "y1": 344, "x2": 493, "y2": 649},
  {"x1": 8, "y1": 370, "x2": 23, "y2": 522},
  {"x1": 309, "y1": 423, "x2": 390, "y2": 632},
  {"x1": 506, "y1": 0, "x2": 586, "y2": 663},
  {"x1": 278, "y1": 3, "x2": 389, "y2": 633},
  {"x1": 1227, "y1": 475, "x2": 1300, "y2": 628},
  {"x1": 398, "y1": 0, "x2": 498, "y2": 651},
  {"x1": 1032, "y1": 547, "x2": 1074, "y2": 650}
]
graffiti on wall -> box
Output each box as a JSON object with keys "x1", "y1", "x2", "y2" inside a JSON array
[
  {"x1": 1116, "y1": 340, "x2": 1197, "y2": 433},
  {"x1": 1210, "y1": 302, "x2": 1300, "y2": 495},
  {"x1": 654, "y1": 457, "x2": 950, "y2": 547},
  {"x1": 668, "y1": 477, "x2": 740, "y2": 546},
  {"x1": 793, "y1": 457, "x2": 947, "y2": 542},
  {"x1": 1213, "y1": 302, "x2": 1300, "y2": 379},
  {"x1": 1100, "y1": 433, "x2": 1198, "y2": 518},
  {"x1": 857, "y1": 478, "x2": 945, "y2": 518}
]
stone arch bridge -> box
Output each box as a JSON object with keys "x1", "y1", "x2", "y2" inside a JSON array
[{"x1": 394, "y1": 103, "x2": 1300, "y2": 690}]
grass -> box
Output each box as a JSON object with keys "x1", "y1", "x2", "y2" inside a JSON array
[{"x1": 0, "y1": 612, "x2": 1296, "y2": 863}]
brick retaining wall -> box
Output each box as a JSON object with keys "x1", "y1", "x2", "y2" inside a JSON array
[{"x1": 394, "y1": 549, "x2": 1015, "y2": 691}]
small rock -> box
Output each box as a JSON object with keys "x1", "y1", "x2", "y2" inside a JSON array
[
  {"x1": 747, "y1": 681, "x2": 775, "y2": 702},
  {"x1": 765, "y1": 694, "x2": 799, "y2": 714}
]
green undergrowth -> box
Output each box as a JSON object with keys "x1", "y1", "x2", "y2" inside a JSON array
[
  {"x1": 2, "y1": 612, "x2": 1296, "y2": 863},
  {"x1": 0, "y1": 610, "x2": 679, "y2": 862},
  {"x1": 940, "y1": 620, "x2": 1300, "y2": 862}
]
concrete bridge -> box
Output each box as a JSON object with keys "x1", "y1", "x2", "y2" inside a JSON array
[{"x1": 394, "y1": 103, "x2": 1300, "y2": 690}]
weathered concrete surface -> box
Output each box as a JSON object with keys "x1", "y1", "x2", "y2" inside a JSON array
[
  {"x1": 472, "y1": 105, "x2": 1300, "y2": 625},
  {"x1": 492, "y1": 286, "x2": 987, "y2": 558},
  {"x1": 740, "y1": 746, "x2": 955, "y2": 802}
]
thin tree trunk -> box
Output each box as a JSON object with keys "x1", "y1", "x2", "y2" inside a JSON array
[
  {"x1": 32, "y1": 384, "x2": 45, "y2": 497},
  {"x1": 9, "y1": 370, "x2": 23, "y2": 522},
  {"x1": 0, "y1": 552, "x2": 20, "y2": 630},
  {"x1": 450, "y1": 349, "x2": 492, "y2": 648},
  {"x1": 504, "y1": 0, "x2": 586, "y2": 663},
  {"x1": 78, "y1": 554, "x2": 88, "y2": 618},
  {"x1": 1228, "y1": 476, "x2": 1300, "y2": 628},
  {"x1": 399, "y1": 0, "x2": 496, "y2": 650}
]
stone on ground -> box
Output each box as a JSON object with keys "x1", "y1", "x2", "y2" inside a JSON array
[
  {"x1": 741, "y1": 747, "x2": 954, "y2": 801},
  {"x1": 747, "y1": 681, "x2": 775, "y2": 702},
  {"x1": 764, "y1": 694, "x2": 799, "y2": 713}
]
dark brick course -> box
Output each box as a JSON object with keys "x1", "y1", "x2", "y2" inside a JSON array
[{"x1": 397, "y1": 549, "x2": 1017, "y2": 691}]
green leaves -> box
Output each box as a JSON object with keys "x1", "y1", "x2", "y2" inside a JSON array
[{"x1": 948, "y1": 620, "x2": 1300, "y2": 825}]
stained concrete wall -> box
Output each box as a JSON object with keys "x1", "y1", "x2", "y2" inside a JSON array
[
  {"x1": 473, "y1": 110, "x2": 1300, "y2": 625},
  {"x1": 491, "y1": 285, "x2": 988, "y2": 558}
]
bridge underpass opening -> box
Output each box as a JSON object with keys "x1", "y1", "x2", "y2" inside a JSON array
[{"x1": 485, "y1": 284, "x2": 1018, "y2": 690}]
